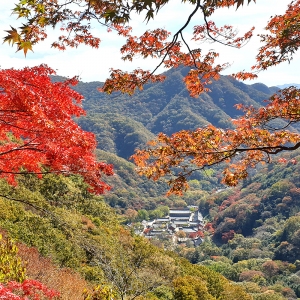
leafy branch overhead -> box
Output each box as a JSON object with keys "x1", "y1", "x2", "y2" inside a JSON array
[
  {"x1": 5, "y1": 0, "x2": 258, "y2": 94},
  {"x1": 4, "y1": 26, "x2": 33, "y2": 57},
  {"x1": 132, "y1": 86, "x2": 300, "y2": 194},
  {"x1": 4, "y1": 0, "x2": 300, "y2": 194}
]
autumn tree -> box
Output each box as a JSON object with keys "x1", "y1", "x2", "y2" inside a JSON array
[
  {"x1": 173, "y1": 275, "x2": 215, "y2": 300},
  {"x1": 94, "y1": 229, "x2": 177, "y2": 300},
  {"x1": 0, "y1": 65, "x2": 112, "y2": 194},
  {"x1": 124, "y1": 208, "x2": 138, "y2": 222},
  {"x1": 261, "y1": 260, "x2": 280, "y2": 279},
  {"x1": 176, "y1": 230, "x2": 187, "y2": 239},
  {"x1": 0, "y1": 233, "x2": 60, "y2": 300},
  {"x1": 4, "y1": 0, "x2": 300, "y2": 193},
  {"x1": 0, "y1": 234, "x2": 26, "y2": 283}
]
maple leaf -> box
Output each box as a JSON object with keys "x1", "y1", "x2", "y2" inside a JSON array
[
  {"x1": 17, "y1": 41, "x2": 33, "y2": 57},
  {"x1": 3, "y1": 27, "x2": 21, "y2": 46}
]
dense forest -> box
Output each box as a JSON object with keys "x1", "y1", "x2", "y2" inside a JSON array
[
  {"x1": 69, "y1": 67, "x2": 288, "y2": 212},
  {"x1": 76, "y1": 69, "x2": 300, "y2": 298},
  {"x1": 1, "y1": 68, "x2": 300, "y2": 299}
]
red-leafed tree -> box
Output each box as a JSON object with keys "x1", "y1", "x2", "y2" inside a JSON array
[
  {"x1": 0, "y1": 65, "x2": 112, "y2": 194},
  {"x1": 0, "y1": 279, "x2": 59, "y2": 300},
  {"x1": 4, "y1": 0, "x2": 300, "y2": 193}
]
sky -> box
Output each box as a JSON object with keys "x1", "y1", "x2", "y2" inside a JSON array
[{"x1": 0, "y1": 1, "x2": 299, "y2": 87}]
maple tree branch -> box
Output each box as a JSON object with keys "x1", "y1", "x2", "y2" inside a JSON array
[
  {"x1": 0, "y1": 170, "x2": 68, "y2": 175},
  {"x1": 169, "y1": 141, "x2": 300, "y2": 182},
  {"x1": 88, "y1": 11, "x2": 112, "y2": 27},
  {"x1": 160, "y1": 140, "x2": 300, "y2": 179},
  {"x1": 199, "y1": 5, "x2": 238, "y2": 48},
  {"x1": 175, "y1": 0, "x2": 201, "y2": 35},
  {"x1": 199, "y1": 142, "x2": 300, "y2": 156},
  {"x1": 141, "y1": 0, "x2": 202, "y2": 83},
  {"x1": 180, "y1": 31, "x2": 198, "y2": 68},
  {"x1": 0, "y1": 193, "x2": 51, "y2": 215},
  {"x1": 250, "y1": 141, "x2": 300, "y2": 154},
  {"x1": 261, "y1": 120, "x2": 294, "y2": 131},
  {"x1": 0, "y1": 118, "x2": 44, "y2": 133},
  {"x1": 0, "y1": 138, "x2": 44, "y2": 157},
  {"x1": 0, "y1": 146, "x2": 43, "y2": 157},
  {"x1": 0, "y1": 109, "x2": 27, "y2": 113}
]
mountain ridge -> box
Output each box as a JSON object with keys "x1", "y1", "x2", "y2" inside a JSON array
[{"x1": 70, "y1": 67, "x2": 285, "y2": 160}]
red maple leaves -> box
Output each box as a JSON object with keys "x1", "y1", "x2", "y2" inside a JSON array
[
  {"x1": 0, "y1": 65, "x2": 112, "y2": 194},
  {"x1": 0, "y1": 279, "x2": 59, "y2": 300}
]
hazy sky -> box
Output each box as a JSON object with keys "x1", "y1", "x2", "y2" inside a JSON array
[{"x1": 0, "y1": 1, "x2": 298, "y2": 87}]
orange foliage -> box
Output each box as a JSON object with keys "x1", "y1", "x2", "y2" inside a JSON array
[
  {"x1": 239, "y1": 270, "x2": 265, "y2": 282},
  {"x1": 5, "y1": 0, "x2": 298, "y2": 94},
  {"x1": 221, "y1": 230, "x2": 235, "y2": 243},
  {"x1": 5, "y1": 1, "x2": 300, "y2": 194},
  {"x1": 254, "y1": 0, "x2": 300, "y2": 70},
  {"x1": 7, "y1": 0, "x2": 257, "y2": 96},
  {"x1": 17, "y1": 244, "x2": 90, "y2": 300},
  {"x1": 132, "y1": 87, "x2": 300, "y2": 194},
  {"x1": 204, "y1": 222, "x2": 215, "y2": 234}
]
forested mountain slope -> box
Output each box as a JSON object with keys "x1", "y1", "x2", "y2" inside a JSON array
[
  {"x1": 65, "y1": 67, "x2": 284, "y2": 212},
  {"x1": 0, "y1": 173, "x2": 254, "y2": 299},
  {"x1": 72, "y1": 66, "x2": 278, "y2": 158},
  {"x1": 0, "y1": 70, "x2": 297, "y2": 299},
  {"x1": 173, "y1": 149, "x2": 300, "y2": 299}
]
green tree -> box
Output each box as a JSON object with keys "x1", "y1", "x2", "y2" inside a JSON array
[
  {"x1": 0, "y1": 234, "x2": 26, "y2": 283},
  {"x1": 137, "y1": 209, "x2": 150, "y2": 221}
]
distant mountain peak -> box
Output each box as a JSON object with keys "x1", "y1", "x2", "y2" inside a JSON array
[{"x1": 276, "y1": 83, "x2": 300, "y2": 89}]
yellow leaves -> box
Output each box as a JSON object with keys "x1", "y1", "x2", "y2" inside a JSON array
[
  {"x1": 37, "y1": 16, "x2": 48, "y2": 26},
  {"x1": 36, "y1": 3, "x2": 45, "y2": 13},
  {"x1": 0, "y1": 234, "x2": 26, "y2": 283},
  {"x1": 3, "y1": 27, "x2": 21, "y2": 46},
  {"x1": 17, "y1": 41, "x2": 33, "y2": 57},
  {"x1": 3, "y1": 26, "x2": 33, "y2": 57}
]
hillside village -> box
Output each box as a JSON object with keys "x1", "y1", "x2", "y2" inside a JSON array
[{"x1": 140, "y1": 207, "x2": 205, "y2": 246}]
